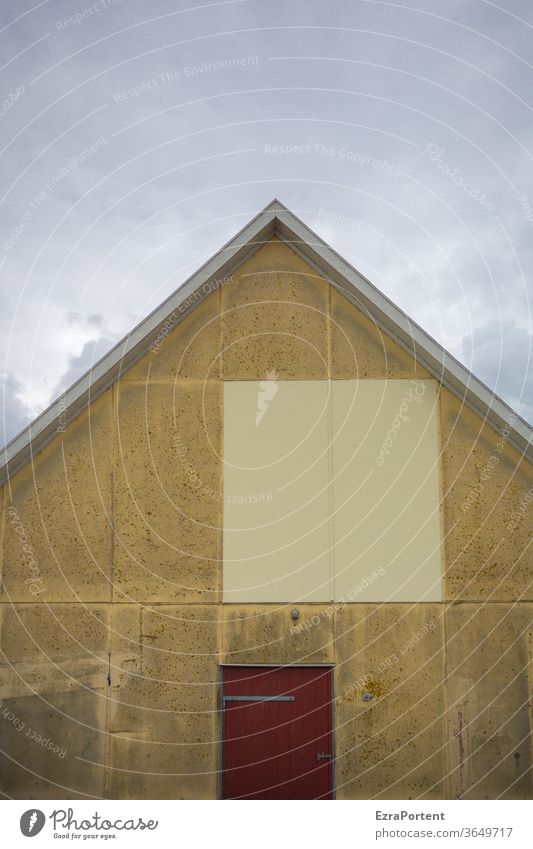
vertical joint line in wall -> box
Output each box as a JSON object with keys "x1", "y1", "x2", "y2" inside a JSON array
[
  {"x1": 442, "y1": 601, "x2": 451, "y2": 799},
  {"x1": 219, "y1": 281, "x2": 223, "y2": 380},
  {"x1": 104, "y1": 648, "x2": 112, "y2": 798},
  {"x1": 327, "y1": 277, "x2": 332, "y2": 377},
  {"x1": 527, "y1": 633, "x2": 533, "y2": 792},
  {"x1": 111, "y1": 382, "x2": 116, "y2": 601},
  {"x1": 105, "y1": 381, "x2": 117, "y2": 799},
  {"x1": 327, "y1": 282, "x2": 335, "y2": 601},
  {"x1": 327, "y1": 386, "x2": 335, "y2": 604},
  {"x1": 217, "y1": 367, "x2": 223, "y2": 659},
  {"x1": 435, "y1": 386, "x2": 447, "y2": 601},
  {"x1": 218, "y1": 279, "x2": 224, "y2": 649}
]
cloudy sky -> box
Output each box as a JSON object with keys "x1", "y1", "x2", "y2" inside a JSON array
[{"x1": 1, "y1": 0, "x2": 532, "y2": 446}]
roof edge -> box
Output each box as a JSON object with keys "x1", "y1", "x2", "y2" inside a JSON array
[
  {"x1": 273, "y1": 207, "x2": 532, "y2": 461},
  {"x1": 0, "y1": 202, "x2": 279, "y2": 484},
  {"x1": 1, "y1": 199, "x2": 531, "y2": 484}
]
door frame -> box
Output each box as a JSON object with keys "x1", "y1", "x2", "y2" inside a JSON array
[{"x1": 217, "y1": 663, "x2": 336, "y2": 800}]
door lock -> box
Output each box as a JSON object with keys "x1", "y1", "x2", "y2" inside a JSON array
[{"x1": 316, "y1": 752, "x2": 332, "y2": 761}]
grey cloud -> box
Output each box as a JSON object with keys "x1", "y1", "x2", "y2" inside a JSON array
[
  {"x1": 51, "y1": 334, "x2": 119, "y2": 401},
  {"x1": 0, "y1": 372, "x2": 31, "y2": 448}
]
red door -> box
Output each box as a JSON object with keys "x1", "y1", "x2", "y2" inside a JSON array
[{"x1": 222, "y1": 666, "x2": 334, "y2": 799}]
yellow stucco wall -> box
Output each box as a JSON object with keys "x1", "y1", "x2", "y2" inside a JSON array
[{"x1": 0, "y1": 238, "x2": 531, "y2": 799}]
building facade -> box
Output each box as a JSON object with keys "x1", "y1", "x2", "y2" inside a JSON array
[{"x1": 1, "y1": 201, "x2": 532, "y2": 799}]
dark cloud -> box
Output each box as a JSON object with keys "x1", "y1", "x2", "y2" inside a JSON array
[
  {"x1": 50, "y1": 334, "x2": 119, "y2": 400},
  {"x1": 0, "y1": 372, "x2": 31, "y2": 448},
  {"x1": 0, "y1": 332, "x2": 119, "y2": 450}
]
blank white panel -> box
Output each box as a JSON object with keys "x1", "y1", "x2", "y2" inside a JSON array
[
  {"x1": 331, "y1": 380, "x2": 442, "y2": 601},
  {"x1": 223, "y1": 381, "x2": 333, "y2": 602},
  {"x1": 223, "y1": 380, "x2": 442, "y2": 602}
]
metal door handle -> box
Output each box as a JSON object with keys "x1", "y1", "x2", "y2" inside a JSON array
[
  {"x1": 223, "y1": 695, "x2": 294, "y2": 703},
  {"x1": 316, "y1": 752, "x2": 332, "y2": 761}
]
